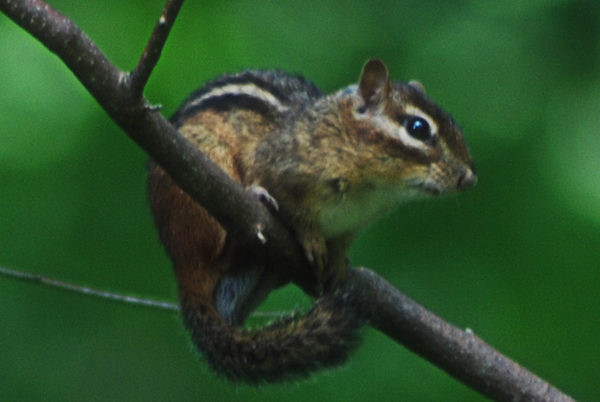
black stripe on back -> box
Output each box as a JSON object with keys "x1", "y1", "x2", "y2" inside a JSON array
[
  {"x1": 210, "y1": 71, "x2": 322, "y2": 103},
  {"x1": 211, "y1": 74, "x2": 291, "y2": 104},
  {"x1": 171, "y1": 93, "x2": 278, "y2": 126},
  {"x1": 170, "y1": 70, "x2": 323, "y2": 127}
]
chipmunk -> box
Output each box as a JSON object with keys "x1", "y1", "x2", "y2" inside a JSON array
[{"x1": 148, "y1": 59, "x2": 476, "y2": 384}]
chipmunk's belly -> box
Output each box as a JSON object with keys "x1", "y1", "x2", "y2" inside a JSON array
[{"x1": 317, "y1": 186, "x2": 421, "y2": 238}]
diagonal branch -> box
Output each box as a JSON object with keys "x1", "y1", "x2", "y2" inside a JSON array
[
  {"x1": 347, "y1": 268, "x2": 574, "y2": 402},
  {"x1": 0, "y1": 1, "x2": 576, "y2": 401}
]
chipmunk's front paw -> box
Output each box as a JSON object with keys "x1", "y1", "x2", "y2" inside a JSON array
[
  {"x1": 298, "y1": 231, "x2": 329, "y2": 292},
  {"x1": 247, "y1": 185, "x2": 279, "y2": 212}
]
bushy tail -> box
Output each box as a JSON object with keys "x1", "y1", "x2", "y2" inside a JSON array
[{"x1": 181, "y1": 292, "x2": 364, "y2": 384}]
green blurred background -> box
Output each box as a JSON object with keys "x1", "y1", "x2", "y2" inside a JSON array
[{"x1": 1, "y1": 0, "x2": 599, "y2": 401}]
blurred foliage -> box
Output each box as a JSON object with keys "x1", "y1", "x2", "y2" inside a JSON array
[{"x1": 1, "y1": 0, "x2": 599, "y2": 401}]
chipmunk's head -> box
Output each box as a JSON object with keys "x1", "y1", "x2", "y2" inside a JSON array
[{"x1": 349, "y1": 58, "x2": 476, "y2": 197}]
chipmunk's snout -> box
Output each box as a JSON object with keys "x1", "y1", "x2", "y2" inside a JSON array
[{"x1": 457, "y1": 167, "x2": 477, "y2": 191}]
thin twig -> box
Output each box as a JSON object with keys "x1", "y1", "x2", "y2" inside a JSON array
[
  {"x1": 129, "y1": 0, "x2": 185, "y2": 98},
  {"x1": 0, "y1": 265, "x2": 180, "y2": 311},
  {"x1": 0, "y1": 265, "x2": 284, "y2": 317}
]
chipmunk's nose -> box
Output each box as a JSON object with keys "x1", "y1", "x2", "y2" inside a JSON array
[{"x1": 457, "y1": 166, "x2": 477, "y2": 190}]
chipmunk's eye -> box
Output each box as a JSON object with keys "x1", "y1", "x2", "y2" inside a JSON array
[{"x1": 405, "y1": 117, "x2": 432, "y2": 141}]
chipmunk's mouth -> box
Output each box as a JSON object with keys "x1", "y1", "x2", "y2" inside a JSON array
[
  {"x1": 408, "y1": 179, "x2": 444, "y2": 196},
  {"x1": 408, "y1": 165, "x2": 477, "y2": 196},
  {"x1": 421, "y1": 184, "x2": 443, "y2": 196}
]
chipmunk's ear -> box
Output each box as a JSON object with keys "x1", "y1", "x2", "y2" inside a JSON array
[
  {"x1": 408, "y1": 80, "x2": 426, "y2": 93},
  {"x1": 358, "y1": 59, "x2": 390, "y2": 109}
]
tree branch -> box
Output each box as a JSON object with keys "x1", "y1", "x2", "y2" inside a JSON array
[
  {"x1": 347, "y1": 268, "x2": 574, "y2": 402},
  {"x1": 0, "y1": 1, "x2": 576, "y2": 401}
]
